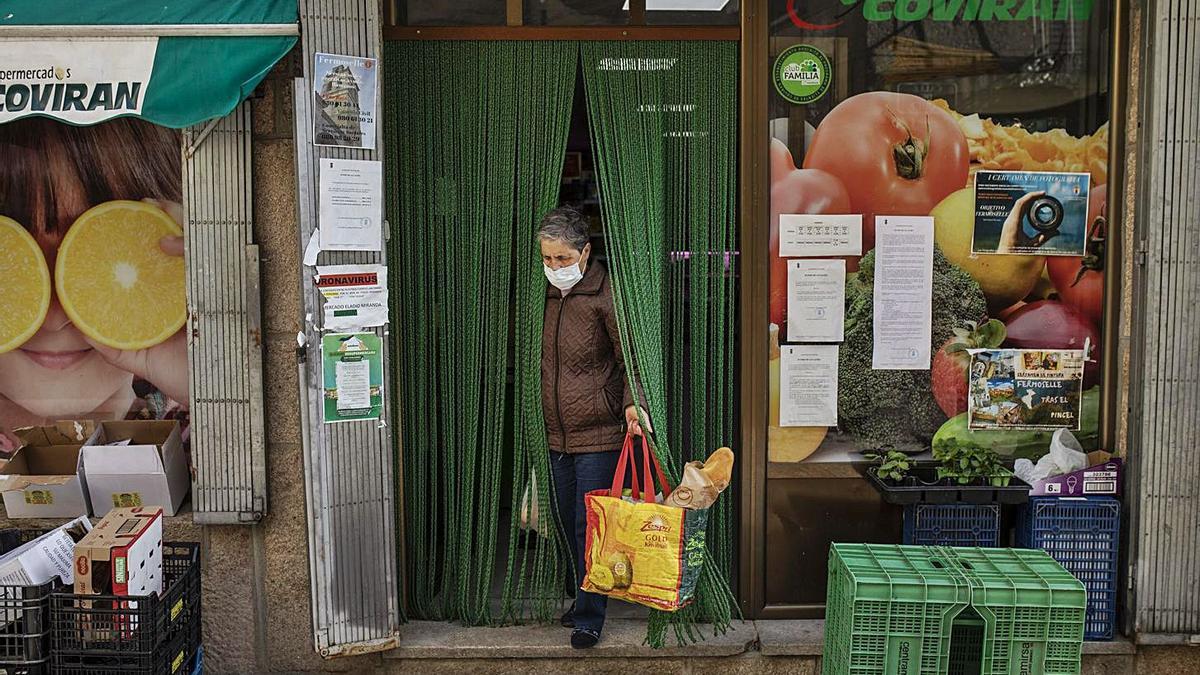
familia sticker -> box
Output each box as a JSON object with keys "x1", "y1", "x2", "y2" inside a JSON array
[{"x1": 773, "y1": 44, "x2": 831, "y2": 105}]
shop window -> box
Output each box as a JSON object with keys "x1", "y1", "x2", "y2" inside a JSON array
[
  {"x1": 645, "y1": 0, "x2": 739, "y2": 25},
  {"x1": 523, "y1": 0, "x2": 631, "y2": 25},
  {"x1": 403, "y1": 0, "x2": 507, "y2": 25},
  {"x1": 762, "y1": 0, "x2": 1113, "y2": 612}
]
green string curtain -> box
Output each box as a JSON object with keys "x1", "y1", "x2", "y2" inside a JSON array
[
  {"x1": 581, "y1": 41, "x2": 740, "y2": 645},
  {"x1": 384, "y1": 41, "x2": 577, "y2": 625}
]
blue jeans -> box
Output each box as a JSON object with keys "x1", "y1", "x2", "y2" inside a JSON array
[{"x1": 550, "y1": 449, "x2": 620, "y2": 634}]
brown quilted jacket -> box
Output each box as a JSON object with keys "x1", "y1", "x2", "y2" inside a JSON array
[{"x1": 541, "y1": 261, "x2": 634, "y2": 454}]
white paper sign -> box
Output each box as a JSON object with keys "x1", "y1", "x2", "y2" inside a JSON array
[
  {"x1": 319, "y1": 159, "x2": 383, "y2": 251},
  {"x1": 0, "y1": 39, "x2": 158, "y2": 125},
  {"x1": 315, "y1": 264, "x2": 389, "y2": 331},
  {"x1": 872, "y1": 216, "x2": 935, "y2": 370},
  {"x1": 779, "y1": 345, "x2": 839, "y2": 427},
  {"x1": 778, "y1": 214, "x2": 863, "y2": 257},
  {"x1": 335, "y1": 359, "x2": 372, "y2": 411},
  {"x1": 787, "y1": 259, "x2": 846, "y2": 342}
]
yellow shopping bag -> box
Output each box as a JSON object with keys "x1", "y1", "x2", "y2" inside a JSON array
[{"x1": 581, "y1": 435, "x2": 708, "y2": 611}]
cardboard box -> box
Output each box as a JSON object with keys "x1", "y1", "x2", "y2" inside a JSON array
[
  {"x1": 0, "y1": 445, "x2": 90, "y2": 518},
  {"x1": 73, "y1": 507, "x2": 163, "y2": 599},
  {"x1": 0, "y1": 422, "x2": 98, "y2": 518},
  {"x1": 81, "y1": 421, "x2": 189, "y2": 517},
  {"x1": 1029, "y1": 457, "x2": 1124, "y2": 497},
  {"x1": 15, "y1": 422, "x2": 97, "y2": 449}
]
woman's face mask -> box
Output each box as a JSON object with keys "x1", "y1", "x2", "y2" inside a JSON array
[
  {"x1": 544, "y1": 262, "x2": 584, "y2": 290},
  {"x1": 540, "y1": 239, "x2": 589, "y2": 291}
]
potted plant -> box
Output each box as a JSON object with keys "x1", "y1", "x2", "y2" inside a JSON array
[
  {"x1": 864, "y1": 449, "x2": 915, "y2": 484},
  {"x1": 864, "y1": 443, "x2": 1030, "y2": 505}
]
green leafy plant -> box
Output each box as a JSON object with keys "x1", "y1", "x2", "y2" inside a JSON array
[
  {"x1": 932, "y1": 439, "x2": 1011, "y2": 486},
  {"x1": 865, "y1": 449, "x2": 915, "y2": 483}
]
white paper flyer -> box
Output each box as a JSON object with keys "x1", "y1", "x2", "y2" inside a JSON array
[
  {"x1": 318, "y1": 159, "x2": 383, "y2": 251},
  {"x1": 871, "y1": 216, "x2": 934, "y2": 370},
  {"x1": 787, "y1": 259, "x2": 846, "y2": 342},
  {"x1": 779, "y1": 345, "x2": 839, "y2": 427},
  {"x1": 778, "y1": 214, "x2": 863, "y2": 257}
]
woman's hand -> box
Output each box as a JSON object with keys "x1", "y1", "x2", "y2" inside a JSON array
[
  {"x1": 997, "y1": 190, "x2": 1045, "y2": 253},
  {"x1": 83, "y1": 198, "x2": 190, "y2": 407},
  {"x1": 626, "y1": 405, "x2": 652, "y2": 437}
]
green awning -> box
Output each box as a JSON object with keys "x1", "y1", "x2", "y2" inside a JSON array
[{"x1": 0, "y1": 1, "x2": 298, "y2": 128}]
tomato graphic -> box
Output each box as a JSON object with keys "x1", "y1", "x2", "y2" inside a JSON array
[
  {"x1": 1047, "y1": 184, "x2": 1107, "y2": 327},
  {"x1": 769, "y1": 139, "x2": 851, "y2": 330},
  {"x1": 803, "y1": 92, "x2": 968, "y2": 253}
]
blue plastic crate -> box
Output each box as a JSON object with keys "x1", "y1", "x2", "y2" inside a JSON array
[
  {"x1": 903, "y1": 503, "x2": 1001, "y2": 547},
  {"x1": 1018, "y1": 496, "x2": 1120, "y2": 640}
]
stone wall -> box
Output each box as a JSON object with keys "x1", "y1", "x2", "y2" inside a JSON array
[{"x1": 203, "y1": 51, "x2": 382, "y2": 674}]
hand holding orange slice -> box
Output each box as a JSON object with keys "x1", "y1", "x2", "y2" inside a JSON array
[
  {"x1": 0, "y1": 217, "x2": 52, "y2": 354},
  {"x1": 55, "y1": 200, "x2": 186, "y2": 351}
]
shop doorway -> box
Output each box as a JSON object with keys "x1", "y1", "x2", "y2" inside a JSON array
[{"x1": 382, "y1": 36, "x2": 739, "y2": 627}]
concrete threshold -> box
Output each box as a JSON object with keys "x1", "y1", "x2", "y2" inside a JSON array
[
  {"x1": 384, "y1": 619, "x2": 1135, "y2": 659},
  {"x1": 385, "y1": 619, "x2": 755, "y2": 659}
]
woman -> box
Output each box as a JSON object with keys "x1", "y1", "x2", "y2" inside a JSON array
[
  {"x1": 539, "y1": 207, "x2": 647, "y2": 649},
  {"x1": 0, "y1": 118, "x2": 188, "y2": 437}
]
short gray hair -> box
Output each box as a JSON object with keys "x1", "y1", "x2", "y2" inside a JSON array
[{"x1": 537, "y1": 207, "x2": 590, "y2": 252}]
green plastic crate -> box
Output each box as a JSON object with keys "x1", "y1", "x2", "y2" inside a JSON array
[
  {"x1": 824, "y1": 544, "x2": 971, "y2": 675},
  {"x1": 942, "y1": 547, "x2": 1087, "y2": 675}
]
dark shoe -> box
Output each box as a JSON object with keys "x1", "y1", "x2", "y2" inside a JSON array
[
  {"x1": 571, "y1": 628, "x2": 600, "y2": 649},
  {"x1": 560, "y1": 603, "x2": 576, "y2": 628}
]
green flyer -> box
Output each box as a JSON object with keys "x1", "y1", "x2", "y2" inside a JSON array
[{"x1": 321, "y1": 333, "x2": 384, "y2": 423}]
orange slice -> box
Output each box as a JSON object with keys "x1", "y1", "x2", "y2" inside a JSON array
[
  {"x1": 0, "y1": 217, "x2": 51, "y2": 354},
  {"x1": 55, "y1": 201, "x2": 185, "y2": 350}
]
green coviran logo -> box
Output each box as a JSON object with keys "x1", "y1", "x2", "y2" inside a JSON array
[
  {"x1": 774, "y1": 45, "x2": 831, "y2": 105},
  {"x1": 786, "y1": 0, "x2": 1095, "y2": 30}
]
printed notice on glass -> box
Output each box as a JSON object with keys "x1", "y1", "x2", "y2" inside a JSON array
[
  {"x1": 314, "y1": 264, "x2": 389, "y2": 331},
  {"x1": 321, "y1": 333, "x2": 384, "y2": 423},
  {"x1": 778, "y1": 214, "x2": 862, "y2": 257},
  {"x1": 319, "y1": 159, "x2": 383, "y2": 251},
  {"x1": 872, "y1": 216, "x2": 934, "y2": 370},
  {"x1": 787, "y1": 259, "x2": 845, "y2": 342},
  {"x1": 779, "y1": 345, "x2": 839, "y2": 427}
]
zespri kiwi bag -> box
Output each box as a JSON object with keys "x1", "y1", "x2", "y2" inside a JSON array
[{"x1": 581, "y1": 435, "x2": 709, "y2": 612}]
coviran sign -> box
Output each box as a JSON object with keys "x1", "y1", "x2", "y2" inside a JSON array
[
  {"x1": 0, "y1": 39, "x2": 158, "y2": 124},
  {"x1": 787, "y1": 0, "x2": 1095, "y2": 30}
]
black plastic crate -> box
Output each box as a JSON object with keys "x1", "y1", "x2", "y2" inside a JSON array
[
  {"x1": 0, "y1": 528, "x2": 83, "y2": 675},
  {"x1": 0, "y1": 579, "x2": 57, "y2": 675},
  {"x1": 867, "y1": 464, "x2": 1032, "y2": 505},
  {"x1": 903, "y1": 502, "x2": 1002, "y2": 547},
  {"x1": 51, "y1": 619, "x2": 199, "y2": 675},
  {"x1": 51, "y1": 542, "x2": 200, "y2": 673}
]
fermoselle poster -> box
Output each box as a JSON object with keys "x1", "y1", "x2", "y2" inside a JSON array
[
  {"x1": 968, "y1": 349, "x2": 1084, "y2": 431},
  {"x1": 313, "y1": 53, "x2": 378, "y2": 150},
  {"x1": 321, "y1": 333, "x2": 383, "y2": 423}
]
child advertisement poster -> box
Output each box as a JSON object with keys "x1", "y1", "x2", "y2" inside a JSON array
[
  {"x1": 967, "y1": 349, "x2": 1084, "y2": 430},
  {"x1": 972, "y1": 170, "x2": 1090, "y2": 256},
  {"x1": 0, "y1": 118, "x2": 189, "y2": 444},
  {"x1": 321, "y1": 333, "x2": 383, "y2": 423}
]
